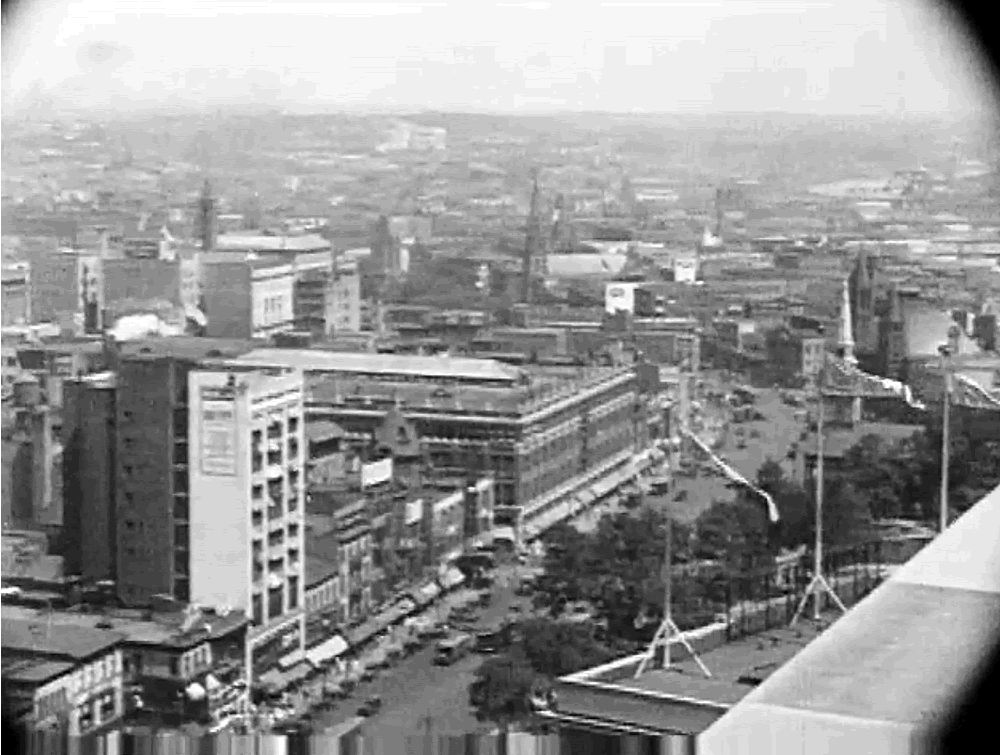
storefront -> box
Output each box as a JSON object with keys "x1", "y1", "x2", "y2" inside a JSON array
[
  {"x1": 257, "y1": 663, "x2": 311, "y2": 696},
  {"x1": 249, "y1": 616, "x2": 304, "y2": 683},
  {"x1": 344, "y1": 599, "x2": 415, "y2": 649}
]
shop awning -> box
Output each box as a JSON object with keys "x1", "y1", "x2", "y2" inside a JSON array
[
  {"x1": 258, "y1": 662, "x2": 311, "y2": 693},
  {"x1": 278, "y1": 648, "x2": 306, "y2": 670},
  {"x1": 345, "y1": 619, "x2": 381, "y2": 648},
  {"x1": 185, "y1": 682, "x2": 206, "y2": 701},
  {"x1": 591, "y1": 470, "x2": 626, "y2": 498},
  {"x1": 438, "y1": 566, "x2": 465, "y2": 591},
  {"x1": 391, "y1": 598, "x2": 417, "y2": 620},
  {"x1": 283, "y1": 662, "x2": 311, "y2": 686},
  {"x1": 257, "y1": 669, "x2": 283, "y2": 692},
  {"x1": 305, "y1": 634, "x2": 348, "y2": 667},
  {"x1": 410, "y1": 582, "x2": 441, "y2": 607}
]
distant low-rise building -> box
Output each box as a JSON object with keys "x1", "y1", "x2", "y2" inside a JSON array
[
  {"x1": 765, "y1": 324, "x2": 827, "y2": 383},
  {"x1": 2, "y1": 603, "x2": 250, "y2": 731},
  {"x1": 201, "y1": 256, "x2": 295, "y2": 339},
  {"x1": 2, "y1": 617, "x2": 126, "y2": 742},
  {"x1": 325, "y1": 259, "x2": 361, "y2": 336},
  {"x1": 2, "y1": 263, "x2": 31, "y2": 326}
]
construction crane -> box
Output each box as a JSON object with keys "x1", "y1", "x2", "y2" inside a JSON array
[{"x1": 522, "y1": 167, "x2": 541, "y2": 304}]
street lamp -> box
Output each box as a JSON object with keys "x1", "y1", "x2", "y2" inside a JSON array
[{"x1": 937, "y1": 342, "x2": 953, "y2": 534}]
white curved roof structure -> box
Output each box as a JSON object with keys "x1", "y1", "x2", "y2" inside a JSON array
[{"x1": 699, "y1": 485, "x2": 1000, "y2": 755}]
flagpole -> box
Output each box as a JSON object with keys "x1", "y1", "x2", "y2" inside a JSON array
[
  {"x1": 663, "y1": 515, "x2": 673, "y2": 667},
  {"x1": 635, "y1": 411, "x2": 710, "y2": 680},
  {"x1": 792, "y1": 357, "x2": 847, "y2": 625},
  {"x1": 939, "y1": 346, "x2": 952, "y2": 534},
  {"x1": 813, "y1": 376, "x2": 825, "y2": 621}
]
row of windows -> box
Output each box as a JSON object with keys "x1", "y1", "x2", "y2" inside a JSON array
[
  {"x1": 77, "y1": 690, "x2": 117, "y2": 734},
  {"x1": 251, "y1": 576, "x2": 300, "y2": 625},
  {"x1": 36, "y1": 687, "x2": 68, "y2": 722},
  {"x1": 56, "y1": 653, "x2": 120, "y2": 698},
  {"x1": 306, "y1": 577, "x2": 343, "y2": 612}
]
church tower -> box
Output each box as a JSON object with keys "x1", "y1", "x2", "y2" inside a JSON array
[
  {"x1": 882, "y1": 284, "x2": 908, "y2": 380},
  {"x1": 850, "y1": 248, "x2": 876, "y2": 353},
  {"x1": 830, "y1": 278, "x2": 863, "y2": 427},
  {"x1": 197, "y1": 179, "x2": 217, "y2": 252}
]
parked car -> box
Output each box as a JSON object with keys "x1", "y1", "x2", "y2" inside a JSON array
[{"x1": 357, "y1": 696, "x2": 383, "y2": 717}]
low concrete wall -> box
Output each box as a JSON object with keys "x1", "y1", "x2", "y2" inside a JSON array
[{"x1": 579, "y1": 568, "x2": 884, "y2": 685}]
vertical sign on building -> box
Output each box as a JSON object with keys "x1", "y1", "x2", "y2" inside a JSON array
[{"x1": 200, "y1": 393, "x2": 237, "y2": 476}]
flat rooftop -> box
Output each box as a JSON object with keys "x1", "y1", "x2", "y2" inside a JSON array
[
  {"x1": 2, "y1": 617, "x2": 125, "y2": 660},
  {"x1": 17, "y1": 339, "x2": 105, "y2": 355},
  {"x1": 307, "y1": 366, "x2": 627, "y2": 417},
  {"x1": 1, "y1": 605, "x2": 249, "y2": 650},
  {"x1": 309, "y1": 376, "x2": 525, "y2": 415},
  {"x1": 117, "y1": 336, "x2": 263, "y2": 362},
  {"x1": 226, "y1": 348, "x2": 525, "y2": 384},
  {"x1": 2, "y1": 657, "x2": 76, "y2": 685},
  {"x1": 609, "y1": 623, "x2": 826, "y2": 707},
  {"x1": 214, "y1": 234, "x2": 330, "y2": 252}
]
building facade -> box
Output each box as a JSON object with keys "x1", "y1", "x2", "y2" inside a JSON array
[
  {"x1": 2, "y1": 621, "x2": 126, "y2": 742},
  {"x1": 2, "y1": 263, "x2": 31, "y2": 326},
  {"x1": 292, "y1": 252, "x2": 334, "y2": 336},
  {"x1": 187, "y1": 368, "x2": 308, "y2": 670},
  {"x1": 222, "y1": 350, "x2": 653, "y2": 542},
  {"x1": 326, "y1": 259, "x2": 362, "y2": 336},
  {"x1": 61, "y1": 372, "x2": 117, "y2": 582},
  {"x1": 28, "y1": 255, "x2": 81, "y2": 327},
  {"x1": 112, "y1": 339, "x2": 257, "y2": 607},
  {"x1": 201, "y1": 258, "x2": 296, "y2": 340}
]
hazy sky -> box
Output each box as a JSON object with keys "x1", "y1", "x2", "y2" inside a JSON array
[{"x1": 2, "y1": 0, "x2": 995, "y2": 115}]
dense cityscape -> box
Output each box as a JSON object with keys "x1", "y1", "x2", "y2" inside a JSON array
[{"x1": 3, "y1": 2, "x2": 1000, "y2": 754}]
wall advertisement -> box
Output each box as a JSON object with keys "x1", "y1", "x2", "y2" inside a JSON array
[{"x1": 201, "y1": 399, "x2": 237, "y2": 476}]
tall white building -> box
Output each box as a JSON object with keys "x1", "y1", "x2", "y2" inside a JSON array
[{"x1": 188, "y1": 367, "x2": 307, "y2": 667}]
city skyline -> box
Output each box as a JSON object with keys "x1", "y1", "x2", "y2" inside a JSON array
[{"x1": 2, "y1": 0, "x2": 995, "y2": 117}]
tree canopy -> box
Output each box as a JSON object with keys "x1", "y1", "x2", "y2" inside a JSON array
[
  {"x1": 468, "y1": 615, "x2": 624, "y2": 728},
  {"x1": 517, "y1": 617, "x2": 616, "y2": 679},
  {"x1": 832, "y1": 428, "x2": 1000, "y2": 523},
  {"x1": 535, "y1": 510, "x2": 698, "y2": 639},
  {"x1": 468, "y1": 653, "x2": 536, "y2": 729}
]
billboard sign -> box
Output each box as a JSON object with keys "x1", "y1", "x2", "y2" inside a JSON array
[
  {"x1": 201, "y1": 400, "x2": 237, "y2": 476},
  {"x1": 674, "y1": 257, "x2": 698, "y2": 284},
  {"x1": 361, "y1": 457, "x2": 393, "y2": 489},
  {"x1": 605, "y1": 282, "x2": 638, "y2": 315}
]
